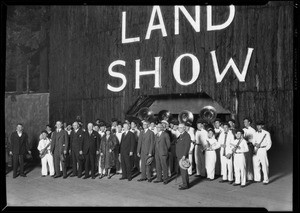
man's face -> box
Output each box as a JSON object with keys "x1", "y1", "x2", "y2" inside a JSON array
[
  {"x1": 170, "y1": 123, "x2": 174, "y2": 129},
  {"x1": 100, "y1": 126, "x2": 105, "y2": 132},
  {"x1": 178, "y1": 124, "x2": 185, "y2": 134},
  {"x1": 244, "y1": 119, "x2": 250, "y2": 127},
  {"x1": 72, "y1": 122, "x2": 79, "y2": 130},
  {"x1": 16, "y1": 124, "x2": 23, "y2": 132},
  {"x1": 87, "y1": 123, "x2": 93, "y2": 131},
  {"x1": 117, "y1": 125, "x2": 122, "y2": 133},
  {"x1": 112, "y1": 121, "x2": 117, "y2": 127},
  {"x1": 197, "y1": 123, "x2": 203, "y2": 130},
  {"x1": 257, "y1": 125, "x2": 263, "y2": 131},
  {"x1": 236, "y1": 132, "x2": 242, "y2": 139},
  {"x1": 214, "y1": 121, "x2": 220, "y2": 128},
  {"x1": 173, "y1": 125, "x2": 178, "y2": 130},
  {"x1": 150, "y1": 122, "x2": 155, "y2": 129},
  {"x1": 156, "y1": 124, "x2": 163, "y2": 133},
  {"x1": 208, "y1": 131, "x2": 213, "y2": 138},
  {"x1": 56, "y1": 121, "x2": 62, "y2": 129},
  {"x1": 223, "y1": 125, "x2": 229, "y2": 133},
  {"x1": 143, "y1": 122, "x2": 149, "y2": 130},
  {"x1": 131, "y1": 122, "x2": 136, "y2": 129},
  {"x1": 123, "y1": 123, "x2": 129, "y2": 131},
  {"x1": 94, "y1": 125, "x2": 99, "y2": 132},
  {"x1": 41, "y1": 132, "x2": 47, "y2": 139},
  {"x1": 46, "y1": 126, "x2": 51, "y2": 132}
]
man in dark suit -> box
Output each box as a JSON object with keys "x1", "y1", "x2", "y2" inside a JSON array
[
  {"x1": 82, "y1": 123, "x2": 100, "y2": 179},
  {"x1": 70, "y1": 121, "x2": 85, "y2": 178},
  {"x1": 9, "y1": 123, "x2": 31, "y2": 178},
  {"x1": 153, "y1": 123, "x2": 171, "y2": 184},
  {"x1": 51, "y1": 121, "x2": 69, "y2": 178},
  {"x1": 119, "y1": 122, "x2": 135, "y2": 181},
  {"x1": 137, "y1": 120, "x2": 155, "y2": 182},
  {"x1": 176, "y1": 123, "x2": 191, "y2": 190}
]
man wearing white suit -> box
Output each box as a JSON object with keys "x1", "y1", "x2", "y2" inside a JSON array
[
  {"x1": 37, "y1": 130, "x2": 54, "y2": 177},
  {"x1": 194, "y1": 119, "x2": 208, "y2": 177},
  {"x1": 252, "y1": 121, "x2": 272, "y2": 184}
]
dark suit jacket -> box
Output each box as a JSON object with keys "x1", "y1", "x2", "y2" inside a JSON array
[
  {"x1": 154, "y1": 131, "x2": 171, "y2": 156},
  {"x1": 50, "y1": 129, "x2": 69, "y2": 155},
  {"x1": 120, "y1": 131, "x2": 135, "y2": 155},
  {"x1": 176, "y1": 131, "x2": 191, "y2": 159},
  {"x1": 137, "y1": 129, "x2": 155, "y2": 155},
  {"x1": 10, "y1": 131, "x2": 30, "y2": 155},
  {"x1": 83, "y1": 130, "x2": 100, "y2": 155},
  {"x1": 70, "y1": 128, "x2": 84, "y2": 152}
]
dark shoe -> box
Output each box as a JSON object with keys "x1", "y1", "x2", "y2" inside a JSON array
[
  {"x1": 254, "y1": 181, "x2": 261, "y2": 183},
  {"x1": 233, "y1": 183, "x2": 240, "y2": 186},
  {"x1": 163, "y1": 180, "x2": 169, "y2": 185},
  {"x1": 54, "y1": 175, "x2": 62, "y2": 178},
  {"x1": 108, "y1": 176, "x2": 112, "y2": 179},
  {"x1": 78, "y1": 175, "x2": 82, "y2": 178},
  {"x1": 83, "y1": 176, "x2": 89, "y2": 179},
  {"x1": 119, "y1": 177, "x2": 126, "y2": 180},
  {"x1": 41, "y1": 175, "x2": 46, "y2": 177},
  {"x1": 241, "y1": 185, "x2": 246, "y2": 188},
  {"x1": 147, "y1": 179, "x2": 152, "y2": 182},
  {"x1": 219, "y1": 180, "x2": 228, "y2": 183},
  {"x1": 179, "y1": 186, "x2": 189, "y2": 190},
  {"x1": 153, "y1": 180, "x2": 163, "y2": 183},
  {"x1": 20, "y1": 174, "x2": 27, "y2": 177},
  {"x1": 194, "y1": 175, "x2": 201, "y2": 177},
  {"x1": 13, "y1": 176, "x2": 17, "y2": 179},
  {"x1": 229, "y1": 181, "x2": 234, "y2": 184},
  {"x1": 92, "y1": 176, "x2": 96, "y2": 179},
  {"x1": 263, "y1": 182, "x2": 269, "y2": 185},
  {"x1": 70, "y1": 174, "x2": 76, "y2": 177},
  {"x1": 128, "y1": 178, "x2": 132, "y2": 181},
  {"x1": 209, "y1": 179, "x2": 214, "y2": 181},
  {"x1": 137, "y1": 178, "x2": 147, "y2": 182},
  {"x1": 63, "y1": 176, "x2": 67, "y2": 179},
  {"x1": 50, "y1": 175, "x2": 55, "y2": 177}
]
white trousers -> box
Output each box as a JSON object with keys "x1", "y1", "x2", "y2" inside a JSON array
[
  {"x1": 221, "y1": 155, "x2": 233, "y2": 181},
  {"x1": 233, "y1": 153, "x2": 246, "y2": 185},
  {"x1": 194, "y1": 145, "x2": 206, "y2": 176},
  {"x1": 205, "y1": 150, "x2": 216, "y2": 179},
  {"x1": 41, "y1": 153, "x2": 54, "y2": 176},
  {"x1": 253, "y1": 149, "x2": 269, "y2": 183},
  {"x1": 188, "y1": 147, "x2": 194, "y2": 175},
  {"x1": 98, "y1": 156, "x2": 106, "y2": 174}
]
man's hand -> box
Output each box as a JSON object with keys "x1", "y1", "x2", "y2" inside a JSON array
[
  {"x1": 28, "y1": 150, "x2": 31, "y2": 154},
  {"x1": 129, "y1": 152, "x2": 133, "y2": 156},
  {"x1": 69, "y1": 150, "x2": 71, "y2": 154},
  {"x1": 137, "y1": 153, "x2": 140, "y2": 157},
  {"x1": 79, "y1": 150, "x2": 83, "y2": 155},
  {"x1": 96, "y1": 151, "x2": 99, "y2": 155},
  {"x1": 109, "y1": 149, "x2": 112, "y2": 153},
  {"x1": 63, "y1": 150, "x2": 67, "y2": 155},
  {"x1": 100, "y1": 153, "x2": 103, "y2": 156},
  {"x1": 9, "y1": 151, "x2": 12, "y2": 155},
  {"x1": 181, "y1": 156, "x2": 185, "y2": 160},
  {"x1": 148, "y1": 154, "x2": 152, "y2": 157}
]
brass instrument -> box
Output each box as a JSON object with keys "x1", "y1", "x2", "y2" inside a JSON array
[
  {"x1": 158, "y1": 110, "x2": 172, "y2": 122},
  {"x1": 137, "y1": 107, "x2": 155, "y2": 121},
  {"x1": 199, "y1": 106, "x2": 217, "y2": 123},
  {"x1": 178, "y1": 110, "x2": 194, "y2": 125}
]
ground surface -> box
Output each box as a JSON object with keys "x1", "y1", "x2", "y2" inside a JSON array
[{"x1": 5, "y1": 148, "x2": 293, "y2": 210}]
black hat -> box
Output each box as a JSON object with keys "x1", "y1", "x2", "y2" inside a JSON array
[
  {"x1": 235, "y1": 129, "x2": 244, "y2": 134},
  {"x1": 228, "y1": 118, "x2": 236, "y2": 123},
  {"x1": 111, "y1": 118, "x2": 118, "y2": 122},
  {"x1": 99, "y1": 121, "x2": 106, "y2": 127},
  {"x1": 41, "y1": 130, "x2": 48, "y2": 135},
  {"x1": 223, "y1": 122, "x2": 230, "y2": 127},
  {"x1": 256, "y1": 121, "x2": 265, "y2": 125}
]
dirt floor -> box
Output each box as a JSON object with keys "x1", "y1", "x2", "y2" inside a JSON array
[{"x1": 4, "y1": 147, "x2": 293, "y2": 210}]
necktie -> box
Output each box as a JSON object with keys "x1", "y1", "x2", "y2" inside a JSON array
[{"x1": 223, "y1": 133, "x2": 228, "y2": 156}]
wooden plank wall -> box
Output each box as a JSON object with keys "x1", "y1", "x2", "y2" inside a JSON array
[{"x1": 49, "y1": 2, "x2": 293, "y2": 145}]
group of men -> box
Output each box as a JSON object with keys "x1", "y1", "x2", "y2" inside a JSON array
[{"x1": 8, "y1": 116, "x2": 272, "y2": 190}]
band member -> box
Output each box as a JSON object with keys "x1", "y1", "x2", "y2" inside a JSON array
[
  {"x1": 214, "y1": 119, "x2": 223, "y2": 140},
  {"x1": 169, "y1": 119, "x2": 180, "y2": 176},
  {"x1": 37, "y1": 130, "x2": 54, "y2": 177},
  {"x1": 176, "y1": 123, "x2": 191, "y2": 190},
  {"x1": 231, "y1": 129, "x2": 249, "y2": 187},
  {"x1": 115, "y1": 122, "x2": 123, "y2": 174},
  {"x1": 51, "y1": 121, "x2": 69, "y2": 178},
  {"x1": 204, "y1": 128, "x2": 220, "y2": 180},
  {"x1": 194, "y1": 119, "x2": 208, "y2": 178},
  {"x1": 137, "y1": 120, "x2": 155, "y2": 182},
  {"x1": 153, "y1": 123, "x2": 171, "y2": 184},
  {"x1": 111, "y1": 118, "x2": 118, "y2": 134},
  {"x1": 98, "y1": 121, "x2": 106, "y2": 176},
  {"x1": 150, "y1": 121, "x2": 157, "y2": 135},
  {"x1": 186, "y1": 122, "x2": 195, "y2": 176},
  {"x1": 218, "y1": 122, "x2": 235, "y2": 183},
  {"x1": 82, "y1": 123, "x2": 100, "y2": 179},
  {"x1": 100, "y1": 126, "x2": 118, "y2": 179},
  {"x1": 119, "y1": 122, "x2": 135, "y2": 181},
  {"x1": 243, "y1": 117, "x2": 256, "y2": 182},
  {"x1": 213, "y1": 118, "x2": 223, "y2": 177},
  {"x1": 70, "y1": 121, "x2": 85, "y2": 178},
  {"x1": 228, "y1": 119, "x2": 236, "y2": 135},
  {"x1": 45, "y1": 124, "x2": 52, "y2": 139},
  {"x1": 65, "y1": 123, "x2": 72, "y2": 135},
  {"x1": 9, "y1": 123, "x2": 31, "y2": 178},
  {"x1": 130, "y1": 120, "x2": 140, "y2": 172},
  {"x1": 252, "y1": 121, "x2": 272, "y2": 184}
]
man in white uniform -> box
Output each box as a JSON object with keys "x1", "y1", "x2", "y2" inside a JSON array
[
  {"x1": 231, "y1": 129, "x2": 249, "y2": 187},
  {"x1": 194, "y1": 119, "x2": 208, "y2": 178},
  {"x1": 243, "y1": 117, "x2": 256, "y2": 182},
  {"x1": 252, "y1": 121, "x2": 272, "y2": 184},
  {"x1": 218, "y1": 123, "x2": 235, "y2": 184}
]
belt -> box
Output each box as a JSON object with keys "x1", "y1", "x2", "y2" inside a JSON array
[
  {"x1": 235, "y1": 152, "x2": 243, "y2": 154},
  {"x1": 206, "y1": 150, "x2": 214, "y2": 151}
]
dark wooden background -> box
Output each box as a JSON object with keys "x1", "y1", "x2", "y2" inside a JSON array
[{"x1": 49, "y1": 2, "x2": 293, "y2": 146}]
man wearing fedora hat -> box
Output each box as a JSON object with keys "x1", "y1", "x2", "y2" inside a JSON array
[
  {"x1": 51, "y1": 121, "x2": 69, "y2": 178},
  {"x1": 153, "y1": 123, "x2": 171, "y2": 184},
  {"x1": 176, "y1": 123, "x2": 191, "y2": 190},
  {"x1": 185, "y1": 122, "x2": 195, "y2": 176},
  {"x1": 194, "y1": 119, "x2": 208, "y2": 178},
  {"x1": 137, "y1": 120, "x2": 155, "y2": 182},
  {"x1": 252, "y1": 121, "x2": 272, "y2": 185}
]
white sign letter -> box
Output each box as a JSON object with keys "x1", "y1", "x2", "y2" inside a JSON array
[
  {"x1": 175, "y1": 6, "x2": 200, "y2": 35},
  {"x1": 135, "y1": 57, "x2": 162, "y2": 89},
  {"x1": 122, "y1": 11, "x2": 140, "y2": 44},
  {"x1": 173, "y1": 53, "x2": 200, "y2": 86},
  {"x1": 145, "y1": 6, "x2": 167, "y2": 40},
  {"x1": 210, "y1": 48, "x2": 254, "y2": 83},
  {"x1": 107, "y1": 60, "x2": 127, "y2": 92},
  {"x1": 207, "y1": 5, "x2": 235, "y2": 31}
]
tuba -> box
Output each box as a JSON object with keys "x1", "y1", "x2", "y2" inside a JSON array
[
  {"x1": 137, "y1": 107, "x2": 154, "y2": 121},
  {"x1": 199, "y1": 106, "x2": 217, "y2": 123},
  {"x1": 158, "y1": 110, "x2": 172, "y2": 122},
  {"x1": 178, "y1": 110, "x2": 194, "y2": 125}
]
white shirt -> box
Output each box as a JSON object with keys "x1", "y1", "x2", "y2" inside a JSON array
[
  {"x1": 217, "y1": 131, "x2": 235, "y2": 155},
  {"x1": 205, "y1": 137, "x2": 219, "y2": 151},
  {"x1": 230, "y1": 138, "x2": 249, "y2": 154},
  {"x1": 253, "y1": 129, "x2": 272, "y2": 151},
  {"x1": 150, "y1": 127, "x2": 157, "y2": 135},
  {"x1": 57, "y1": 128, "x2": 62, "y2": 133},
  {"x1": 243, "y1": 126, "x2": 256, "y2": 143},
  {"x1": 37, "y1": 138, "x2": 51, "y2": 152},
  {"x1": 17, "y1": 131, "x2": 22, "y2": 137},
  {"x1": 195, "y1": 129, "x2": 208, "y2": 151},
  {"x1": 116, "y1": 132, "x2": 123, "y2": 143}
]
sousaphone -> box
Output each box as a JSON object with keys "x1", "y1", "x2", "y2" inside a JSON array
[
  {"x1": 137, "y1": 107, "x2": 155, "y2": 121},
  {"x1": 158, "y1": 110, "x2": 172, "y2": 122},
  {"x1": 199, "y1": 106, "x2": 217, "y2": 123},
  {"x1": 178, "y1": 110, "x2": 194, "y2": 125}
]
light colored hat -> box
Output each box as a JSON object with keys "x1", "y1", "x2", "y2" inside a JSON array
[
  {"x1": 179, "y1": 158, "x2": 191, "y2": 170},
  {"x1": 161, "y1": 120, "x2": 169, "y2": 125}
]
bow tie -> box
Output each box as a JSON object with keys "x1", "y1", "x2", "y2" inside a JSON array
[{"x1": 258, "y1": 130, "x2": 262, "y2": 133}]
